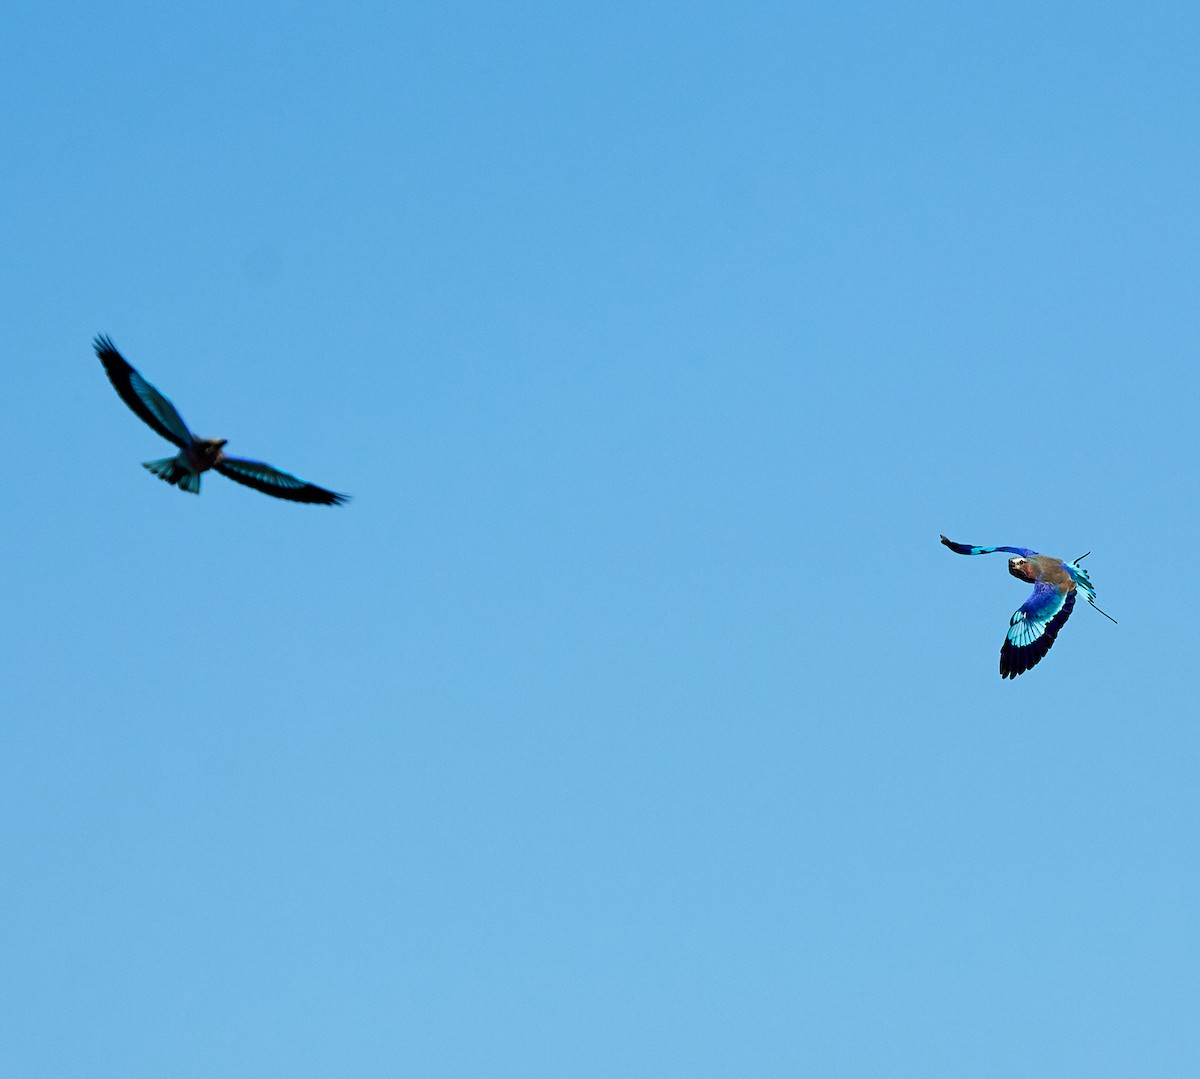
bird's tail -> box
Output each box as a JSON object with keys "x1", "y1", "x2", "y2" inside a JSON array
[
  {"x1": 1067, "y1": 554, "x2": 1118, "y2": 624},
  {"x1": 143, "y1": 457, "x2": 201, "y2": 494}
]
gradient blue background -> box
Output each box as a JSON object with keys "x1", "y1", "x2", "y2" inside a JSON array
[{"x1": 3, "y1": 3, "x2": 1197, "y2": 1074}]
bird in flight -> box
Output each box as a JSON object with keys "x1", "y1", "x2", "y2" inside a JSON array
[
  {"x1": 940, "y1": 535, "x2": 1116, "y2": 678},
  {"x1": 95, "y1": 335, "x2": 348, "y2": 505}
]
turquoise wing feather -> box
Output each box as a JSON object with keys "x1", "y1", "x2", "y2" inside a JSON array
[{"x1": 1000, "y1": 583, "x2": 1075, "y2": 679}]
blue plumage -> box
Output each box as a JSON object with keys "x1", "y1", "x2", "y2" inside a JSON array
[
  {"x1": 939, "y1": 537, "x2": 1037, "y2": 558},
  {"x1": 96, "y1": 335, "x2": 349, "y2": 505},
  {"x1": 1002, "y1": 583, "x2": 1075, "y2": 679},
  {"x1": 940, "y1": 534, "x2": 1116, "y2": 678}
]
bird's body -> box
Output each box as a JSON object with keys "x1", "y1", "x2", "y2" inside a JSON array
[
  {"x1": 95, "y1": 335, "x2": 348, "y2": 505},
  {"x1": 940, "y1": 535, "x2": 1115, "y2": 678}
]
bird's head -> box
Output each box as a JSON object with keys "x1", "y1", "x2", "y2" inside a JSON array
[
  {"x1": 194, "y1": 438, "x2": 228, "y2": 468},
  {"x1": 1008, "y1": 556, "x2": 1037, "y2": 582}
]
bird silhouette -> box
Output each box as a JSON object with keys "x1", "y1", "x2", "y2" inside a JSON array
[
  {"x1": 940, "y1": 535, "x2": 1115, "y2": 678},
  {"x1": 95, "y1": 336, "x2": 348, "y2": 505}
]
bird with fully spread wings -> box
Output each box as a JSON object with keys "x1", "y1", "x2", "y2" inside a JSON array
[
  {"x1": 940, "y1": 535, "x2": 1115, "y2": 677},
  {"x1": 95, "y1": 336, "x2": 348, "y2": 506}
]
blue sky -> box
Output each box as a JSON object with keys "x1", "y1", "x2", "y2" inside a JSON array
[{"x1": 3, "y1": 2, "x2": 1199, "y2": 1074}]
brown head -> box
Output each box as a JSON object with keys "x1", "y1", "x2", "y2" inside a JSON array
[{"x1": 1007, "y1": 556, "x2": 1038, "y2": 583}]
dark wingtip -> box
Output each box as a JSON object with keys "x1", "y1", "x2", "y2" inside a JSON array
[
  {"x1": 998, "y1": 591, "x2": 1076, "y2": 679},
  {"x1": 941, "y1": 535, "x2": 973, "y2": 555},
  {"x1": 310, "y1": 487, "x2": 350, "y2": 507},
  {"x1": 94, "y1": 334, "x2": 117, "y2": 357}
]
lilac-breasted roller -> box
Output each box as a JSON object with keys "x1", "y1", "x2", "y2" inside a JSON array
[
  {"x1": 96, "y1": 336, "x2": 348, "y2": 505},
  {"x1": 940, "y1": 535, "x2": 1116, "y2": 678}
]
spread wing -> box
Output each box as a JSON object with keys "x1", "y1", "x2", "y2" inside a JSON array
[
  {"x1": 95, "y1": 335, "x2": 193, "y2": 448},
  {"x1": 940, "y1": 535, "x2": 1037, "y2": 558},
  {"x1": 214, "y1": 457, "x2": 348, "y2": 506},
  {"x1": 1000, "y1": 582, "x2": 1076, "y2": 679}
]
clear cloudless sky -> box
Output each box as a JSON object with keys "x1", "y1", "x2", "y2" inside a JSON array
[{"x1": 2, "y1": 2, "x2": 1198, "y2": 1075}]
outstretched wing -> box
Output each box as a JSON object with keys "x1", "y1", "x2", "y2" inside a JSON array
[
  {"x1": 215, "y1": 457, "x2": 348, "y2": 506},
  {"x1": 941, "y1": 535, "x2": 1038, "y2": 558},
  {"x1": 95, "y1": 336, "x2": 193, "y2": 448},
  {"x1": 1000, "y1": 583, "x2": 1076, "y2": 679}
]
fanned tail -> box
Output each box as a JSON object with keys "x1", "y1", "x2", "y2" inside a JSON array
[
  {"x1": 143, "y1": 457, "x2": 201, "y2": 494},
  {"x1": 1067, "y1": 556, "x2": 1118, "y2": 624}
]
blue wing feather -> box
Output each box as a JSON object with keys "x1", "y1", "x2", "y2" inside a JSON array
[
  {"x1": 215, "y1": 456, "x2": 348, "y2": 506},
  {"x1": 95, "y1": 336, "x2": 193, "y2": 448},
  {"x1": 1000, "y1": 583, "x2": 1075, "y2": 678},
  {"x1": 941, "y1": 535, "x2": 1037, "y2": 558}
]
